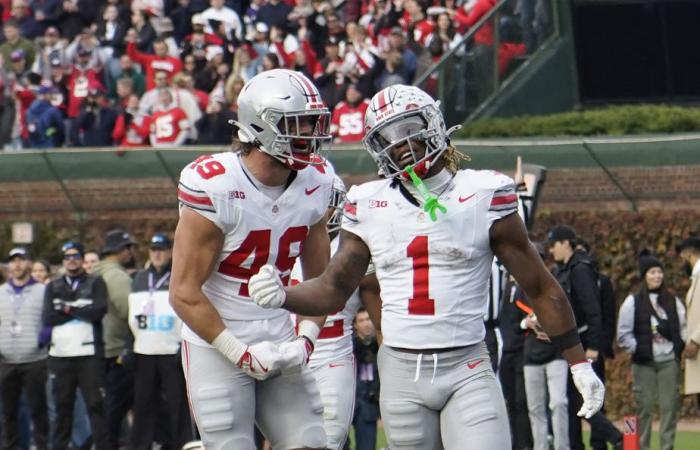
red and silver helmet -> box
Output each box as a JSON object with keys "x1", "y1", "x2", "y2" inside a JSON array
[
  {"x1": 232, "y1": 69, "x2": 332, "y2": 170},
  {"x1": 363, "y1": 85, "x2": 454, "y2": 178},
  {"x1": 327, "y1": 175, "x2": 347, "y2": 233}
]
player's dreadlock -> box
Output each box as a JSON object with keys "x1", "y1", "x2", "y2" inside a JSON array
[{"x1": 442, "y1": 144, "x2": 470, "y2": 175}]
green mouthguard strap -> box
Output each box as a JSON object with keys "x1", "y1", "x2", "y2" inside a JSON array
[{"x1": 405, "y1": 166, "x2": 447, "y2": 222}]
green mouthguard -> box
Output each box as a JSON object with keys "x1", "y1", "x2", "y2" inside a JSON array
[{"x1": 405, "y1": 166, "x2": 447, "y2": 222}]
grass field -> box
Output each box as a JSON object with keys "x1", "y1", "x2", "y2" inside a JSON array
[{"x1": 348, "y1": 428, "x2": 700, "y2": 449}]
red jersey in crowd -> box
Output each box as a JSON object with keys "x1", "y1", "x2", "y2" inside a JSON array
[
  {"x1": 66, "y1": 66, "x2": 103, "y2": 118},
  {"x1": 127, "y1": 43, "x2": 183, "y2": 91},
  {"x1": 112, "y1": 114, "x2": 151, "y2": 147},
  {"x1": 330, "y1": 99, "x2": 369, "y2": 143},
  {"x1": 14, "y1": 83, "x2": 35, "y2": 140},
  {"x1": 455, "y1": 0, "x2": 497, "y2": 45},
  {"x1": 150, "y1": 106, "x2": 189, "y2": 146}
]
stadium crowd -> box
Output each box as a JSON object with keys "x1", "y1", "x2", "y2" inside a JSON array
[{"x1": 0, "y1": 0, "x2": 541, "y2": 150}]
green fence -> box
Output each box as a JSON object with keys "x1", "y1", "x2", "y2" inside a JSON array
[{"x1": 1, "y1": 134, "x2": 699, "y2": 181}]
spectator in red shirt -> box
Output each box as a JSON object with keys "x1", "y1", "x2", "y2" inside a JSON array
[
  {"x1": 330, "y1": 83, "x2": 369, "y2": 144},
  {"x1": 149, "y1": 88, "x2": 190, "y2": 147},
  {"x1": 454, "y1": 0, "x2": 497, "y2": 102},
  {"x1": 66, "y1": 47, "x2": 104, "y2": 118},
  {"x1": 112, "y1": 93, "x2": 151, "y2": 147},
  {"x1": 402, "y1": 0, "x2": 433, "y2": 45},
  {"x1": 454, "y1": 0, "x2": 497, "y2": 45},
  {"x1": 126, "y1": 35, "x2": 183, "y2": 91}
]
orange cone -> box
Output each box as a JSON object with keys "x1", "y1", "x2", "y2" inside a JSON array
[{"x1": 623, "y1": 415, "x2": 640, "y2": 450}]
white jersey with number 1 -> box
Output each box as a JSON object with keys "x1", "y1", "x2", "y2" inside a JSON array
[
  {"x1": 290, "y1": 235, "x2": 361, "y2": 367},
  {"x1": 341, "y1": 169, "x2": 518, "y2": 350}
]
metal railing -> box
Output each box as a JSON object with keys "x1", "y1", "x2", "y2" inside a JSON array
[{"x1": 414, "y1": 0, "x2": 559, "y2": 126}]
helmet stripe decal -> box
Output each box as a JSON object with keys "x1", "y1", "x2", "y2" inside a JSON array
[{"x1": 290, "y1": 71, "x2": 319, "y2": 104}]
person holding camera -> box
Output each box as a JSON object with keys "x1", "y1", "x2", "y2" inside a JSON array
[
  {"x1": 70, "y1": 86, "x2": 118, "y2": 147},
  {"x1": 617, "y1": 252, "x2": 686, "y2": 450}
]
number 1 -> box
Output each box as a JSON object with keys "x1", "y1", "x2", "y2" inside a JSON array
[{"x1": 407, "y1": 236, "x2": 435, "y2": 315}]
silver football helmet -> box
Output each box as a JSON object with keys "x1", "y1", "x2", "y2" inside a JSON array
[
  {"x1": 232, "y1": 69, "x2": 332, "y2": 170},
  {"x1": 363, "y1": 85, "x2": 458, "y2": 178},
  {"x1": 327, "y1": 175, "x2": 347, "y2": 233}
]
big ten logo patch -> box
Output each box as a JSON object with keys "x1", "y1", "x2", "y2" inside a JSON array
[
  {"x1": 136, "y1": 314, "x2": 175, "y2": 331},
  {"x1": 369, "y1": 200, "x2": 388, "y2": 208},
  {"x1": 229, "y1": 190, "x2": 246, "y2": 200}
]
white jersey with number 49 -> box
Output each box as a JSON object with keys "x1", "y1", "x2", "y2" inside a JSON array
[
  {"x1": 341, "y1": 169, "x2": 518, "y2": 350},
  {"x1": 177, "y1": 152, "x2": 335, "y2": 346},
  {"x1": 290, "y1": 235, "x2": 362, "y2": 366}
]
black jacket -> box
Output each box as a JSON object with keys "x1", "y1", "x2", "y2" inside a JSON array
[
  {"x1": 499, "y1": 281, "x2": 527, "y2": 354},
  {"x1": 353, "y1": 335, "x2": 380, "y2": 405},
  {"x1": 43, "y1": 272, "x2": 108, "y2": 357},
  {"x1": 554, "y1": 250, "x2": 603, "y2": 352}
]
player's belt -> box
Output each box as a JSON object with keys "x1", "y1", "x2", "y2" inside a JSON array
[{"x1": 388, "y1": 345, "x2": 471, "y2": 354}]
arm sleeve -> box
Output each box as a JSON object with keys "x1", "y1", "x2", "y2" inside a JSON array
[
  {"x1": 486, "y1": 173, "x2": 519, "y2": 228},
  {"x1": 340, "y1": 185, "x2": 368, "y2": 242},
  {"x1": 616, "y1": 295, "x2": 637, "y2": 354},
  {"x1": 570, "y1": 263, "x2": 603, "y2": 351},
  {"x1": 178, "y1": 165, "x2": 218, "y2": 216},
  {"x1": 127, "y1": 42, "x2": 148, "y2": 67},
  {"x1": 42, "y1": 283, "x2": 72, "y2": 326},
  {"x1": 69, "y1": 277, "x2": 109, "y2": 322}
]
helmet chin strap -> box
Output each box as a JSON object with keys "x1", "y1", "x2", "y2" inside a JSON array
[{"x1": 404, "y1": 165, "x2": 447, "y2": 222}]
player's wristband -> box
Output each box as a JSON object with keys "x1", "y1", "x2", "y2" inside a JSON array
[
  {"x1": 297, "y1": 320, "x2": 321, "y2": 347},
  {"x1": 212, "y1": 329, "x2": 247, "y2": 365},
  {"x1": 549, "y1": 327, "x2": 581, "y2": 353}
]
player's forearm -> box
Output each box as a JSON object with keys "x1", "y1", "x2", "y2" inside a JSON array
[
  {"x1": 170, "y1": 287, "x2": 226, "y2": 343},
  {"x1": 284, "y1": 277, "x2": 349, "y2": 316},
  {"x1": 530, "y1": 281, "x2": 587, "y2": 364}
]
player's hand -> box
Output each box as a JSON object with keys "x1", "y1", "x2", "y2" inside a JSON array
[
  {"x1": 570, "y1": 360, "x2": 605, "y2": 419},
  {"x1": 249, "y1": 265, "x2": 286, "y2": 309},
  {"x1": 279, "y1": 337, "x2": 314, "y2": 371},
  {"x1": 237, "y1": 341, "x2": 284, "y2": 380}
]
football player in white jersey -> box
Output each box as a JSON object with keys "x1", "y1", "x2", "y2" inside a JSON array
[
  {"x1": 249, "y1": 84, "x2": 606, "y2": 450},
  {"x1": 289, "y1": 175, "x2": 381, "y2": 450},
  {"x1": 169, "y1": 69, "x2": 336, "y2": 450}
]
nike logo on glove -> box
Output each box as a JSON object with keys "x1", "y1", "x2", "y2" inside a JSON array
[
  {"x1": 459, "y1": 193, "x2": 476, "y2": 203},
  {"x1": 467, "y1": 359, "x2": 484, "y2": 369},
  {"x1": 329, "y1": 363, "x2": 345, "y2": 368},
  {"x1": 305, "y1": 185, "x2": 320, "y2": 195}
]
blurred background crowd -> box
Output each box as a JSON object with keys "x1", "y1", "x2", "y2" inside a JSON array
[{"x1": 0, "y1": 0, "x2": 536, "y2": 149}]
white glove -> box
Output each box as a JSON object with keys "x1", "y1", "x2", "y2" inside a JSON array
[
  {"x1": 249, "y1": 264, "x2": 286, "y2": 309},
  {"x1": 212, "y1": 329, "x2": 283, "y2": 380},
  {"x1": 238, "y1": 341, "x2": 285, "y2": 380},
  {"x1": 279, "y1": 337, "x2": 314, "y2": 371},
  {"x1": 570, "y1": 360, "x2": 605, "y2": 419}
]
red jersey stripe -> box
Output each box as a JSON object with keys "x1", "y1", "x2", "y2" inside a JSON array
[
  {"x1": 490, "y1": 194, "x2": 517, "y2": 206},
  {"x1": 178, "y1": 188, "x2": 213, "y2": 206}
]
